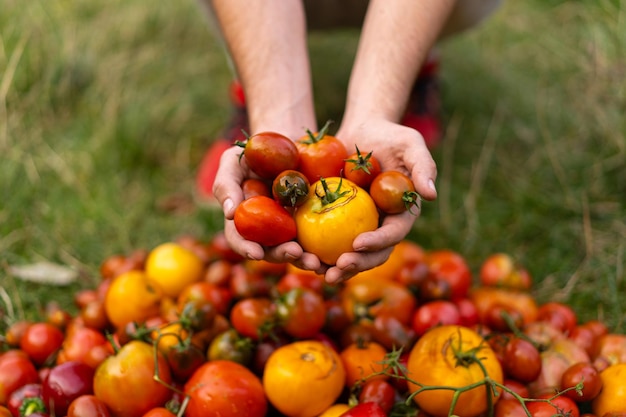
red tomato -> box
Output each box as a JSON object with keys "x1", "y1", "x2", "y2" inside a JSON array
[
  {"x1": 369, "y1": 170, "x2": 421, "y2": 215},
  {"x1": 494, "y1": 398, "x2": 527, "y2": 417},
  {"x1": 272, "y1": 169, "x2": 310, "y2": 208},
  {"x1": 358, "y1": 379, "x2": 396, "y2": 414},
  {"x1": 234, "y1": 195, "x2": 297, "y2": 246},
  {"x1": 411, "y1": 300, "x2": 461, "y2": 336},
  {"x1": 537, "y1": 302, "x2": 578, "y2": 335},
  {"x1": 207, "y1": 328, "x2": 253, "y2": 365},
  {"x1": 229, "y1": 264, "x2": 272, "y2": 299},
  {"x1": 230, "y1": 297, "x2": 277, "y2": 341},
  {"x1": 238, "y1": 131, "x2": 299, "y2": 179},
  {"x1": 20, "y1": 322, "x2": 65, "y2": 366},
  {"x1": 479, "y1": 253, "x2": 532, "y2": 290},
  {"x1": 55, "y1": 324, "x2": 109, "y2": 365},
  {"x1": 502, "y1": 336, "x2": 542, "y2": 383},
  {"x1": 342, "y1": 279, "x2": 416, "y2": 325},
  {"x1": 343, "y1": 146, "x2": 382, "y2": 189},
  {"x1": 425, "y1": 250, "x2": 473, "y2": 302},
  {"x1": 67, "y1": 395, "x2": 112, "y2": 417},
  {"x1": 276, "y1": 288, "x2": 327, "y2": 339},
  {"x1": 184, "y1": 360, "x2": 267, "y2": 417},
  {"x1": 42, "y1": 361, "x2": 95, "y2": 416},
  {"x1": 0, "y1": 351, "x2": 39, "y2": 404},
  {"x1": 242, "y1": 178, "x2": 271, "y2": 199},
  {"x1": 177, "y1": 282, "x2": 233, "y2": 316},
  {"x1": 527, "y1": 395, "x2": 580, "y2": 417},
  {"x1": 142, "y1": 408, "x2": 176, "y2": 417},
  {"x1": 561, "y1": 362, "x2": 602, "y2": 402},
  {"x1": 339, "y1": 402, "x2": 387, "y2": 417},
  {"x1": 296, "y1": 121, "x2": 348, "y2": 184}
]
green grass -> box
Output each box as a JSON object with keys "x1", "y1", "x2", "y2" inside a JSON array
[{"x1": 1, "y1": 0, "x2": 624, "y2": 331}]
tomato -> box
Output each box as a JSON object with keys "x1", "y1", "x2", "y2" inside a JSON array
[
  {"x1": 368, "y1": 313, "x2": 417, "y2": 352},
  {"x1": 4, "y1": 320, "x2": 32, "y2": 347},
  {"x1": 342, "y1": 278, "x2": 416, "y2": 325},
  {"x1": 207, "y1": 329, "x2": 254, "y2": 365},
  {"x1": 502, "y1": 336, "x2": 542, "y2": 383},
  {"x1": 561, "y1": 362, "x2": 602, "y2": 402},
  {"x1": 469, "y1": 286, "x2": 538, "y2": 327},
  {"x1": 238, "y1": 130, "x2": 299, "y2": 179},
  {"x1": 177, "y1": 281, "x2": 232, "y2": 316},
  {"x1": 20, "y1": 322, "x2": 65, "y2": 366},
  {"x1": 67, "y1": 395, "x2": 111, "y2": 417},
  {"x1": 272, "y1": 169, "x2": 310, "y2": 208},
  {"x1": 340, "y1": 341, "x2": 389, "y2": 388},
  {"x1": 163, "y1": 339, "x2": 206, "y2": 382},
  {"x1": 296, "y1": 121, "x2": 348, "y2": 184},
  {"x1": 234, "y1": 195, "x2": 298, "y2": 246},
  {"x1": 407, "y1": 325, "x2": 503, "y2": 417},
  {"x1": 537, "y1": 302, "x2": 578, "y2": 335},
  {"x1": 56, "y1": 325, "x2": 109, "y2": 366},
  {"x1": 343, "y1": 146, "x2": 382, "y2": 189},
  {"x1": 339, "y1": 402, "x2": 387, "y2": 417},
  {"x1": 80, "y1": 299, "x2": 110, "y2": 331},
  {"x1": 0, "y1": 406, "x2": 11, "y2": 417},
  {"x1": 590, "y1": 333, "x2": 626, "y2": 367},
  {"x1": 93, "y1": 340, "x2": 172, "y2": 417},
  {"x1": 275, "y1": 270, "x2": 325, "y2": 295},
  {"x1": 369, "y1": 170, "x2": 421, "y2": 215},
  {"x1": 591, "y1": 363, "x2": 626, "y2": 415},
  {"x1": 229, "y1": 264, "x2": 272, "y2": 299},
  {"x1": 7, "y1": 383, "x2": 45, "y2": 417},
  {"x1": 276, "y1": 288, "x2": 327, "y2": 339},
  {"x1": 145, "y1": 242, "x2": 205, "y2": 299},
  {"x1": 104, "y1": 270, "x2": 163, "y2": 329},
  {"x1": 142, "y1": 408, "x2": 176, "y2": 417},
  {"x1": 295, "y1": 177, "x2": 379, "y2": 265},
  {"x1": 527, "y1": 394, "x2": 580, "y2": 417},
  {"x1": 242, "y1": 178, "x2": 271, "y2": 199},
  {"x1": 479, "y1": 253, "x2": 532, "y2": 290},
  {"x1": 494, "y1": 398, "x2": 527, "y2": 417},
  {"x1": 42, "y1": 361, "x2": 95, "y2": 416},
  {"x1": 263, "y1": 340, "x2": 346, "y2": 417},
  {"x1": 185, "y1": 360, "x2": 267, "y2": 417},
  {"x1": 178, "y1": 299, "x2": 217, "y2": 332},
  {"x1": 425, "y1": 249, "x2": 473, "y2": 302},
  {"x1": 230, "y1": 297, "x2": 276, "y2": 341},
  {"x1": 411, "y1": 300, "x2": 461, "y2": 337},
  {"x1": 318, "y1": 404, "x2": 351, "y2": 417},
  {"x1": 358, "y1": 379, "x2": 396, "y2": 414}
]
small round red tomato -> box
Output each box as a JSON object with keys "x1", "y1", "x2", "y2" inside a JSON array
[
  {"x1": 358, "y1": 379, "x2": 396, "y2": 414},
  {"x1": 0, "y1": 351, "x2": 39, "y2": 404},
  {"x1": 164, "y1": 340, "x2": 206, "y2": 382},
  {"x1": 242, "y1": 178, "x2": 271, "y2": 199},
  {"x1": 425, "y1": 249, "x2": 473, "y2": 302},
  {"x1": 142, "y1": 408, "x2": 176, "y2": 417},
  {"x1": 230, "y1": 298, "x2": 277, "y2": 341},
  {"x1": 295, "y1": 177, "x2": 379, "y2": 265},
  {"x1": 479, "y1": 253, "x2": 532, "y2": 290},
  {"x1": 561, "y1": 362, "x2": 602, "y2": 402},
  {"x1": 341, "y1": 278, "x2": 416, "y2": 325},
  {"x1": 234, "y1": 195, "x2": 297, "y2": 246},
  {"x1": 527, "y1": 394, "x2": 580, "y2": 417},
  {"x1": 369, "y1": 313, "x2": 417, "y2": 351},
  {"x1": 272, "y1": 169, "x2": 310, "y2": 208},
  {"x1": 177, "y1": 281, "x2": 233, "y2": 316},
  {"x1": 411, "y1": 300, "x2": 461, "y2": 336},
  {"x1": 20, "y1": 322, "x2": 65, "y2": 366},
  {"x1": 343, "y1": 146, "x2": 382, "y2": 189},
  {"x1": 537, "y1": 302, "x2": 578, "y2": 335},
  {"x1": 502, "y1": 336, "x2": 542, "y2": 383},
  {"x1": 296, "y1": 121, "x2": 348, "y2": 184},
  {"x1": 369, "y1": 170, "x2": 421, "y2": 215},
  {"x1": 339, "y1": 402, "x2": 388, "y2": 417},
  {"x1": 184, "y1": 360, "x2": 267, "y2": 417},
  {"x1": 276, "y1": 288, "x2": 327, "y2": 339},
  {"x1": 237, "y1": 131, "x2": 299, "y2": 179},
  {"x1": 43, "y1": 361, "x2": 95, "y2": 416},
  {"x1": 494, "y1": 398, "x2": 527, "y2": 417}
]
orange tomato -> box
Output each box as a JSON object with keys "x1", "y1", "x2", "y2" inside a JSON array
[
  {"x1": 263, "y1": 340, "x2": 346, "y2": 417},
  {"x1": 339, "y1": 341, "x2": 389, "y2": 387},
  {"x1": 468, "y1": 286, "x2": 538, "y2": 327},
  {"x1": 150, "y1": 322, "x2": 188, "y2": 356},
  {"x1": 317, "y1": 403, "x2": 351, "y2": 417},
  {"x1": 142, "y1": 408, "x2": 176, "y2": 417},
  {"x1": 341, "y1": 278, "x2": 416, "y2": 325},
  {"x1": 592, "y1": 363, "x2": 626, "y2": 415},
  {"x1": 350, "y1": 240, "x2": 423, "y2": 283},
  {"x1": 104, "y1": 270, "x2": 163, "y2": 328},
  {"x1": 407, "y1": 325, "x2": 503, "y2": 417},
  {"x1": 145, "y1": 242, "x2": 205, "y2": 298}
]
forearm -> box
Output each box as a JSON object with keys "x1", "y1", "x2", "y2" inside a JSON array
[
  {"x1": 342, "y1": 0, "x2": 456, "y2": 125},
  {"x1": 210, "y1": 0, "x2": 317, "y2": 138}
]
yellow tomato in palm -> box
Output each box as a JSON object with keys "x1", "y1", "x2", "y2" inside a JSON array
[
  {"x1": 295, "y1": 177, "x2": 378, "y2": 265},
  {"x1": 407, "y1": 325, "x2": 503, "y2": 417},
  {"x1": 263, "y1": 340, "x2": 346, "y2": 417},
  {"x1": 145, "y1": 242, "x2": 205, "y2": 298},
  {"x1": 592, "y1": 363, "x2": 626, "y2": 415},
  {"x1": 104, "y1": 270, "x2": 163, "y2": 328}
]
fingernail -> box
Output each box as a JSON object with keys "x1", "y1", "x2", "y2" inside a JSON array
[
  {"x1": 342, "y1": 263, "x2": 357, "y2": 272},
  {"x1": 285, "y1": 253, "x2": 298, "y2": 261},
  {"x1": 428, "y1": 179, "x2": 437, "y2": 194},
  {"x1": 245, "y1": 252, "x2": 260, "y2": 261},
  {"x1": 223, "y1": 198, "x2": 234, "y2": 214}
]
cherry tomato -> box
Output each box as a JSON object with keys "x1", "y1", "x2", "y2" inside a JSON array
[
  {"x1": 343, "y1": 146, "x2": 382, "y2": 189},
  {"x1": 537, "y1": 302, "x2": 578, "y2": 335},
  {"x1": 242, "y1": 178, "x2": 271, "y2": 199},
  {"x1": 411, "y1": 300, "x2": 461, "y2": 336},
  {"x1": 56, "y1": 325, "x2": 108, "y2": 365},
  {"x1": 103, "y1": 270, "x2": 163, "y2": 329},
  {"x1": 502, "y1": 336, "x2": 542, "y2": 383},
  {"x1": 207, "y1": 329, "x2": 254, "y2": 365},
  {"x1": 177, "y1": 281, "x2": 233, "y2": 316},
  {"x1": 275, "y1": 288, "x2": 326, "y2": 339},
  {"x1": 561, "y1": 362, "x2": 602, "y2": 402},
  {"x1": 358, "y1": 379, "x2": 396, "y2": 414},
  {"x1": 234, "y1": 195, "x2": 297, "y2": 246},
  {"x1": 425, "y1": 249, "x2": 473, "y2": 302},
  {"x1": 142, "y1": 408, "x2": 176, "y2": 417},
  {"x1": 296, "y1": 121, "x2": 348, "y2": 184},
  {"x1": 339, "y1": 402, "x2": 387, "y2": 417},
  {"x1": 527, "y1": 394, "x2": 580, "y2": 417},
  {"x1": 295, "y1": 177, "x2": 379, "y2": 265},
  {"x1": 20, "y1": 322, "x2": 65, "y2": 366},
  {"x1": 230, "y1": 297, "x2": 277, "y2": 341},
  {"x1": 340, "y1": 341, "x2": 389, "y2": 388},
  {"x1": 237, "y1": 131, "x2": 299, "y2": 179},
  {"x1": 0, "y1": 351, "x2": 39, "y2": 404},
  {"x1": 369, "y1": 170, "x2": 421, "y2": 215},
  {"x1": 479, "y1": 253, "x2": 532, "y2": 290},
  {"x1": 494, "y1": 398, "x2": 527, "y2": 417},
  {"x1": 229, "y1": 264, "x2": 273, "y2": 299},
  {"x1": 272, "y1": 169, "x2": 310, "y2": 208},
  {"x1": 42, "y1": 361, "x2": 95, "y2": 416},
  {"x1": 164, "y1": 339, "x2": 206, "y2": 382},
  {"x1": 184, "y1": 360, "x2": 267, "y2": 417},
  {"x1": 342, "y1": 278, "x2": 417, "y2": 325}
]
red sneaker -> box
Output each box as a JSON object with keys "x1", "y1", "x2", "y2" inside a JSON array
[
  {"x1": 400, "y1": 54, "x2": 442, "y2": 150},
  {"x1": 195, "y1": 80, "x2": 249, "y2": 206}
]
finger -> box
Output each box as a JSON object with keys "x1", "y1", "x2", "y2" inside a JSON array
[
  {"x1": 352, "y1": 211, "x2": 416, "y2": 252},
  {"x1": 263, "y1": 241, "x2": 304, "y2": 264},
  {"x1": 212, "y1": 147, "x2": 248, "y2": 218},
  {"x1": 326, "y1": 246, "x2": 395, "y2": 285},
  {"x1": 404, "y1": 137, "x2": 438, "y2": 201},
  {"x1": 224, "y1": 219, "x2": 265, "y2": 260}
]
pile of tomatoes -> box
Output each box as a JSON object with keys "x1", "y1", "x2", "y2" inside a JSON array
[
  {"x1": 2, "y1": 232, "x2": 626, "y2": 417},
  {"x1": 232, "y1": 122, "x2": 421, "y2": 264}
]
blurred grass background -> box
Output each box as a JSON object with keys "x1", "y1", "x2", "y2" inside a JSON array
[{"x1": 1, "y1": 0, "x2": 624, "y2": 330}]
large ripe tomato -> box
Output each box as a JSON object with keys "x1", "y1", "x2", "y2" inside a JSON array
[
  {"x1": 103, "y1": 270, "x2": 163, "y2": 329},
  {"x1": 263, "y1": 340, "x2": 346, "y2": 417},
  {"x1": 234, "y1": 195, "x2": 297, "y2": 246},
  {"x1": 591, "y1": 363, "x2": 626, "y2": 415},
  {"x1": 339, "y1": 341, "x2": 389, "y2": 388},
  {"x1": 237, "y1": 130, "x2": 299, "y2": 179},
  {"x1": 369, "y1": 170, "x2": 421, "y2": 215},
  {"x1": 425, "y1": 249, "x2": 473, "y2": 302},
  {"x1": 295, "y1": 177, "x2": 378, "y2": 265},
  {"x1": 93, "y1": 340, "x2": 172, "y2": 417},
  {"x1": 406, "y1": 325, "x2": 503, "y2": 417},
  {"x1": 145, "y1": 242, "x2": 205, "y2": 299},
  {"x1": 184, "y1": 360, "x2": 267, "y2": 417},
  {"x1": 230, "y1": 297, "x2": 277, "y2": 341},
  {"x1": 469, "y1": 286, "x2": 538, "y2": 327},
  {"x1": 275, "y1": 288, "x2": 327, "y2": 339},
  {"x1": 296, "y1": 121, "x2": 348, "y2": 184},
  {"x1": 343, "y1": 146, "x2": 382, "y2": 189},
  {"x1": 341, "y1": 278, "x2": 416, "y2": 325},
  {"x1": 20, "y1": 322, "x2": 65, "y2": 367}
]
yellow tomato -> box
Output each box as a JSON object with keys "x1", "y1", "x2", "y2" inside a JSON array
[
  {"x1": 592, "y1": 363, "x2": 626, "y2": 415},
  {"x1": 317, "y1": 404, "x2": 350, "y2": 417},
  {"x1": 407, "y1": 325, "x2": 503, "y2": 417},
  {"x1": 263, "y1": 340, "x2": 346, "y2": 417},
  {"x1": 104, "y1": 270, "x2": 163, "y2": 328},
  {"x1": 295, "y1": 177, "x2": 378, "y2": 265},
  {"x1": 145, "y1": 242, "x2": 205, "y2": 298}
]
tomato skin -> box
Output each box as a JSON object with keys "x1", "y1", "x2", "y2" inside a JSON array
[
  {"x1": 276, "y1": 288, "x2": 327, "y2": 339},
  {"x1": 234, "y1": 195, "x2": 297, "y2": 246},
  {"x1": 591, "y1": 363, "x2": 626, "y2": 415},
  {"x1": 20, "y1": 322, "x2": 65, "y2": 366},
  {"x1": 537, "y1": 302, "x2": 578, "y2": 335},
  {"x1": 207, "y1": 329, "x2": 254, "y2": 365},
  {"x1": 240, "y1": 131, "x2": 299, "y2": 179},
  {"x1": 369, "y1": 170, "x2": 420, "y2": 215},
  {"x1": 184, "y1": 360, "x2": 267, "y2": 417},
  {"x1": 295, "y1": 177, "x2": 379, "y2": 265},
  {"x1": 561, "y1": 362, "x2": 602, "y2": 402},
  {"x1": 242, "y1": 178, "x2": 271, "y2": 199},
  {"x1": 103, "y1": 270, "x2": 163, "y2": 329},
  {"x1": 42, "y1": 361, "x2": 95, "y2": 416},
  {"x1": 230, "y1": 298, "x2": 277, "y2": 341},
  {"x1": 296, "y1": 122, "x2": 348, "y2": 184},
  {"x1": 339, "y1": 402, "x2": 387, "y2": 417},
  {"x1": 494, "y1": 398, "x2": 527, "y2": 417},
  {"x1": 502, "y1": 336, "x2": 542, "y2": 383},
  {"x1": 407, "y1": 325, "x2": 503, "y2": 417},
  {"x1": 93, "y1": 340, "x2": 172, "y2": 417},
  {"x1": 343, "y1": 147, "x2": 382, "y2": 189},
  {"x1": 411, "y1": 300, "x2": 461, "y2": 337},
  {"x1": 340, "y1": 341, "x2": 389, "y2": 388},
  {"x1": 358, "y1": 379, "x2": 396, "y2": 414},
  {"x1": 425, "y1": 250, "x2": 473, "y2": 302},
  {"x1": 272, "y1": 169, "x2": 310, "y2": 208},
  {"x1": 527, "y1": 395, "x2": 580, "y2": 417},
  {"x1": 0, "y1": 351, "x2": 40, "y2": 404}
]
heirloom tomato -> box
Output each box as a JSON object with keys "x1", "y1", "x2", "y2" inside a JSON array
[
  {"x1": 272, "y1": 169, "x2": 310, "y2": 208},
  {"x1": 42, "y1": 361, "x2": 95, "y2": 416},
  {"x1": 369, "y1": 170, "x2": 421, "y2": 215},
  {"x1": 295, "y1": 177, "x2": 378, "y2": 265},
  {"x1": 184, "y1": 360, "x2": 267, "y2": 417},
  {"x1": 242, "y1": 178, "x2": 271, "y2": 199},
  {"x1": 145, "y1": 242, "x2": 205, "y2": 299},
  {"x1": 339, "y1": 402, "x2": 387, "y2": 417},
  {"x1": 591, "y1": 363, "x2": 626, "y2": 415},
  {"x1": 237, "y1": 130, "x2": 299, "y2": 179},
  {"x1": 0, "y1": 351, "x2": 39, "y2": 404},
  {"x1": 66, "y1": 395, "x2": 111, "y2": 417},
  {"x1": 425, "y1": 249, "x2": 473, "y2": 301},
  {"x1": 263, "y1": 340, "x2": 346, "y2": 417},
  {"x1": 296, "y1": 121, "x2": 348, "y2": 184},
  {"x1": 561, "y1": 362, "x2": 602, "y2": 402},
  {"x1": 343, "y1": 146, "x2": 381, "y2": 189},
  {"x1": 229, "y1": 297, "x2": 276, "y2": 341},
  {"x1": 358, "y1": 379, "x2": 396, "y2": 414},
  {"x1": 341, "y1": 278, "x2": 416, "y2": 325},
  {"x1": 407, "y1": 325, "x2": 503, "y2": 417},
  {"x1": 93, "y1": 340, "x2": 172, "y2": 417},
  {"x1": 276, "y1": 287, "x2": 327, "y2": 339},
  {"x1": 234, "y1": 195, "x2": 297, "y2": 246},
  {"x1": 104, "y1": 270, "x2": 163, "y2": 329},
  {"x1": 339, "y1": 341, "x2": 389, "y2": 387},
  {"x1": 20, "y1": 322, "x2": 65, "y2": 366}
]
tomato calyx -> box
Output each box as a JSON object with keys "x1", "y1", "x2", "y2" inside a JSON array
[
  {"x1": 234, "y1": 129, "x2": 251, "y2": 161},
  {"x1": 316, "y1": 177, "x2": 350, "y2": 206},
  {"x1": 299, "y1": 120, "x2": 333, "y2": 145},
  {"x1": 402, "y1": 190, "x2": 422, "y2": 216},
  {"x1": 344, "y1": 145, "x2": 376, "y2": 175},
  {"x1": 19, "y1": 397, "x2": 47, "y2": 417}
]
